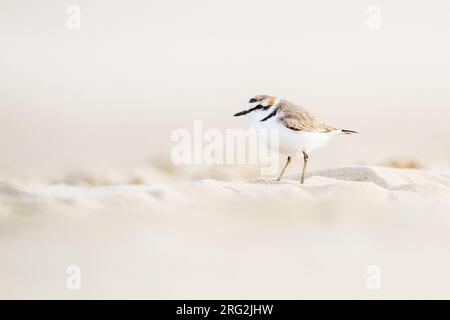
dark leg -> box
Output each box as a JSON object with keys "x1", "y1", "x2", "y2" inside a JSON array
[
  {"x1": 301, "y1": 151, "x2": 309, "y2": 184},
  {"x1": 277, "y1": 156, "x2": 292, "y2": 181}
]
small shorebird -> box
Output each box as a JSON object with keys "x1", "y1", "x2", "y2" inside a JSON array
[{"x1": 234, "y1": 95, "x2": 357, "y2": 184}]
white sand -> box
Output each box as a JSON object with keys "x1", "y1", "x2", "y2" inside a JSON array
[
  {"x1": 1, "y1": 166, "x2": 450, "y2": 299},
  {"x1": 2, "y1": 1, "x2": 450, "y2": 300}
]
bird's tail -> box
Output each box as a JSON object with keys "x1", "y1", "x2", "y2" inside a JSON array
[{"x1": 341, "y1": 129, "x2": 358, "y2": 134}]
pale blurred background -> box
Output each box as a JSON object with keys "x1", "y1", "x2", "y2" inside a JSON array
[
  {"x1": 1, "y1": 0, "x2": 449, "y2": 180},
  {"x1": 2, "y1": 1, "x2": 450, "y2": 299}
]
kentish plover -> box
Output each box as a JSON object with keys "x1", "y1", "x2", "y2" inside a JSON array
[{"x1": 234, "y1": 95, "x2": 357, "y2": 184}]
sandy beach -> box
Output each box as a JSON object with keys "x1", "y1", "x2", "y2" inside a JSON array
[
  {"x1": 2, "y1": 166, "x2": 450, "y2": 299},
  {"x1": 1, "y1": 0, "x2": 450, "y2": 300}
]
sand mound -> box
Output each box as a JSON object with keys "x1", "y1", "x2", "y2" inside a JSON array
[
  {"x1": 1, "y1": 166, "x2": 449, "y2": 215},
  {"x1": 310, "y1": 165, "x2": 450, "y2": 188},
  {"x1": 1, "y1": 166, "x2": 450, "y2": 299}
]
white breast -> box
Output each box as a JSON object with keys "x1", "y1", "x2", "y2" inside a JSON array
[{"x1": 249, "y1": 110, "x2": 333, "y2": 156}]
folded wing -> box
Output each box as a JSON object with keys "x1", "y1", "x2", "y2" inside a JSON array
[{"x1": 278, "y1": 101, "x2": 336, "y2": 133}]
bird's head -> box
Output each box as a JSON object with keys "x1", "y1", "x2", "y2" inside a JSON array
[{"x1": 233, "y1": 95, "x2": 279, "y2": 117}]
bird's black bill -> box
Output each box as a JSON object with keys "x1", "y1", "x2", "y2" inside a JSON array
[
  {"x1": 233, "y1": 110, "x2": 249, "y2": 117},
  {"x1": 233, "y1": 104, "x2": 266, "y2": 117}
]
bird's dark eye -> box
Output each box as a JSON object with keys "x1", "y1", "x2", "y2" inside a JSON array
[{"x1": 249, "y1": 98, "x2": 257, "y2": 103}]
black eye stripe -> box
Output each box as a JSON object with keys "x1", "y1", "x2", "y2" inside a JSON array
[
  {"x1": 247, "y1": 105, "x2": 262, "y2": 113},
  {"x1": 255, "y1": 104, "x2": 270, "y2": 110},
  {"x1": 249, "y1": 98, "x2": 257, "y2": 103},
  {"x1": 239, "y1": 104, "x2": 270, "y2": 115}
]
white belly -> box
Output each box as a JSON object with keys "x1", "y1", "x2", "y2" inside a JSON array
[{"x1": 251, "y1": 115, "x2": 332, "y2": 156}]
